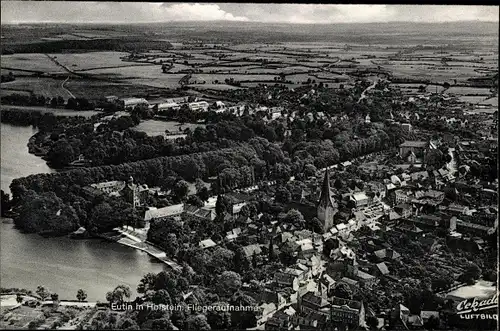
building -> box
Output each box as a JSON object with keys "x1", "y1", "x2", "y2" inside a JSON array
[
  {"x1": 317, "y1": 169, "x2": 338, "y2": 232},
  {"x1": 329, "y1": 296, "x2": 366, "y2": 328},
  {"x1": 119, "y1": 97, "x2": 149, "y2": 110},
  {"x1": 188, "y1": 101, "x2": 209, "y2": 112},
  {"x1": 351, "y1": 192, "x2": 370, "y2": 208},
  {"x1": 121, "y1": 176, "x2": 143, "y2": 208},
  {"x1": 90, "y1": 180, "x2": 126, "y2": 195},
  {"x1": 265, "y1": 307, "x2": 296, "y2": 330},
  {"x1": 399, "y1": 141, "x2": 428, "y2": 160},
  {"x1": 144, "y1": 204, "x2": 184, "y2": 223},
  {"x1": 156, "y1": 102, "x2": 180, "y2": 111}
]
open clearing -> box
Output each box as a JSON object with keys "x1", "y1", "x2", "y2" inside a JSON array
[
  {"x1": 1, "y1": 54, "x2": 65, "y2": 73},
  {"x1": 133, "y1": 120, "x2": 204, "y2": 137},
  {"x1": 51, "y1": 51, "x2": 149, "y2": 71},
  {"x1": 1, "y1": 77, "x2": 74, "y2": 99}
]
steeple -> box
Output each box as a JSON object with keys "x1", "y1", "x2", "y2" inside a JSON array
[
  {"x1": 317, "y1": 168, "x2": 338, "y2": 232},
  {"x1": 318, "y1": 168, "x2": 335, "y2": 209}
]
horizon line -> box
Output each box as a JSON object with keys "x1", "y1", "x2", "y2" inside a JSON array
[{"x1": 2, "y1": 20, "x2": 499, "y2": 25}]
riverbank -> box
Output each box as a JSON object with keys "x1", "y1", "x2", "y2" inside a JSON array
[{"x1": 99, "y1": 227, "x2": 182, "y2": 272}]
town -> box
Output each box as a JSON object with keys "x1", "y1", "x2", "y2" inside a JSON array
[{"x1": 0, "y1": 10, "x2": 498, "y2": 331}]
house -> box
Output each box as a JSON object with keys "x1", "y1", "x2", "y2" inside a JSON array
[
  {"x1": 156, "y1": 102, "x2": 180, "y2": 111},
  {"x1": 339, "y1": 277, "x2": 359, "y2": 290},
  {"x1": 144, "y1": 204, "x2": 184, "y2": 222},
  {"x1": 265, "y1": 306, "x2": 296, "y2": 330},
  {"x1": 351, "y1": 192, "x2": 370, "y2": 208},
  {"x1": 225, "y1": 227, "x2": 242, "y2": 242},
  {"x1": 373, "y1": 248, "x2": 401, "y2": 261},
  {"x1": 399, "y1": 141, "x2": 428, "y2": 159},
  {"x1": 199, "y1": 239, "x2": 217, "y2": 249},
  {"x1": 374, "y1": 262, "x2": 390, "y2": 276},
  {"x1": 394, "y1": 203, "x2": 413, "y2": 219},
  {"x1": 275, "y1": 272, "x2": 299, "y2": 291},
  {"x1": 242, "y1": 244, "x2": 263, "y2": 259},
  {"x1": 183, "y1": 205, "x2": 216, "y2": 221},
  {"x1": 90, "y1": 180, "x2": 126, "y2": 195},
  {"x1": 395, "y1": 223, "x2": 423, "y2": 238},
  {"x1": 188, "y1": 101, "x2": 209, "y2": 112},
  {"x1": 300, "y1": 292, "x2": 330, "y2": 314},
  {"x1": 330, "y1": 296, "x2": 366, "y2": 328},
  {"x1": 355, "y1": 270, "x2": 377, "y2": 288},
  {"x1": 293, "y1": 310, "x2": 328, "y2": 330},
  {"x1": 119, "y1": 97, "x2": 149, "y2": 110}
]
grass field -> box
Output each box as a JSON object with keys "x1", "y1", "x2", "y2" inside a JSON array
[
  {"x1": 478, "y1": 97, "x2": 498, "y2": 107},
  {"x1": 1, "y1": 54, "x2": 65, "y2": 73},
  {"x1": 190, "y1": 83, "x2": 243, "y2": 90},
  {"x1": 1, "y1": 77, "x2": 74, "y2": 99},
  {"x1": 446, "y1": 86, "x2": 492, "y2": 95},
  {"x1": 52, "y1": 51, "x2": 148, "y2": 71},
  {"x1": 133, "y1": 119, "x2": 204, "y2": 137},
  {"x1": 458, "y1": 96, "x2": 488, "y2": 104}
]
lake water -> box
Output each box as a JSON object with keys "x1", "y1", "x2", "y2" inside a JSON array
[{"x1": 0, "y1": 123, "x2": 165, "y2": 301}]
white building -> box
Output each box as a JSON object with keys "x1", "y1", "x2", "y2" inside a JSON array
[
  {"x1": 156, "y1": 102, "x2": 180, "y2": 111},
  {"x1": 119, "y1": 97, "x2": 149, "y2": 110},
  {"x1": 189, "y1": 101, "x2": 209, "y2": 112}
]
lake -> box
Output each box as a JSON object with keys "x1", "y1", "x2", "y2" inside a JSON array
[{"x1": 0, "y1": 123, "x2": 165, "y2": 301}]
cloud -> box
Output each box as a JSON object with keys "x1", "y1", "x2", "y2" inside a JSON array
[
  {"x1": 1, "y1": 2, "x2": 249, "y2": 24},
  {"x1": 1, "y1": 2, "x2": 498, "y2": 24},
  {"x1": 215, "y1": 4, "x2": 499, "y2": 24}
]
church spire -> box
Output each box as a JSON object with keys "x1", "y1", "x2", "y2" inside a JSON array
[{"x1": 319, "y1": 168, "x2": 334, "y2": 208}]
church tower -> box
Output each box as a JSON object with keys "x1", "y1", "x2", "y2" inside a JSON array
[{"x1": 317, "y1": 168, "x2": 338, "y2": 232}]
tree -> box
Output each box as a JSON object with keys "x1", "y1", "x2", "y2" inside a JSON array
[
  {"x1": 207, "y1": 302, "x2": 232, "y2": 329},
  {"x1": 1, "y1": 190, "x2": 11, "y2": 216},
  {"x1": 173, "y1": 180, "x2": 189, "y2": 201},
  {"x1": 333, "y1": 283, "x2": 352, "y2": 300},
  {"x1": 424, "y1": 315, "x2": 440, "y2": 330},
  {"x1": 216, "y1": 271, "x2": 242, "y2": 297},
  {"x1": 151, "y1": 318, "x2": 175, "y2": 330},
  {"x1": 184, "y1": 314, "x2": 211, "y2": 331},
  {"x1": 137, "y1": 273, "x2": 158, "y2": 294},
  {"x1": 366, "y1": 315, "x2": 379, "y2": 330},
  {"x1": 36, "y1": 286, "x2": 50, "y2": 301},
  {"x1": 50, "y1": 293, "x2": 59, "y2": 301},
  {"x1": 16, "y1": 294, "x2": 23, "y2": 304},
  {"x1": 152, "y1": 289, "x2": 172, "y2": 305},
  {"x1": 76, "y1": 289, "x2": 87, "y2": 302},
  {"x1": 215, "y1": 194, "x2": 230, "y2": 218},
  {"x1": 106, "y1": 285, "x2": 131, "y2": 303},
  {"x1": 275, "y1": 186, "x2": 291, "y2": 204}
]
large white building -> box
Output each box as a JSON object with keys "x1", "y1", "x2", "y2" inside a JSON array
[
  {"x1": 189, "y1": 101, "x2": 209, "y2": 112},
  {"x1": 119, "y1": 97, "x2": 149, "y2": 110}
]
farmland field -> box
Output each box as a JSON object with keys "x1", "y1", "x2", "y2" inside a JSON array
[
  {"x1": 458, "y1": 96, "x2": 489, "y2": 104},
  {"x1": 190, "y1": 84, "x2": 243, "y2": 91},
  {"x1": 1, "y1": 54, "x2": 65, "y2": 73},
  {"x1": 479, "y1": 97, "x2": 498, "y2": 107},
  {"x1": 65, "y1": 79, "x2": 172, "y2": 101},
  {"x1": 446, "y1": 86, "x2": 492, "y2": 95},
  {"x1": 51, "y1": 51, "x2": 149, "y2": 71},
  {"x1": 1, "y1": 77, "x2": 74, "y2": 99}
]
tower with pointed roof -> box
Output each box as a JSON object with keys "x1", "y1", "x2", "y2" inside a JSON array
[{"x1": 317, "y1": 168, "x2": 338, "y2": 232}]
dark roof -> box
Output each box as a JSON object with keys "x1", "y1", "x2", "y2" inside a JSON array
[{"x1": 400, "y1": 141, "x2": 428, "y2": 148}]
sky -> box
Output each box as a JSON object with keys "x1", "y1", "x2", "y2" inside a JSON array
[{"x1": 1, "y1": 2, "x2": 499, "y2": 24}]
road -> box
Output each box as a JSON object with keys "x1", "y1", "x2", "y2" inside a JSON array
[
  {"x1": 61, "y1": 76, "x2": 75, "y2": 99},
  {"x1": 357, "y1": 78, "x2": 379, "y2": 103}
]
